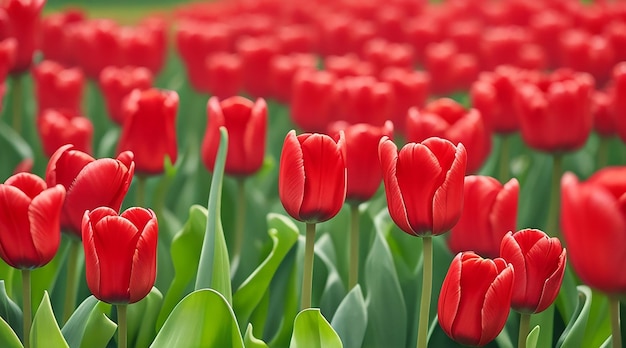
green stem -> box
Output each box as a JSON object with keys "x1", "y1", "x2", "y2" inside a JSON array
[
  {"x1": 417, "y1": 236, "x2": 433, "y2": 348},
  {"x1": 11, "y1": 74, "x2": 23, "y2": 134},
  {"x1": 518, "y1": 313, "x2": 531, "y2": 348},
  {"x1": 233, "y1": 178, "x2": 246, "y2": 262},
  {"x1": 22, "y1": 269, "x2": 31, "y2": 348},
  {"x1": 546, "y1": 154, "x2": 563, "y2": 238},
  {"x1": 62, "y1": 239, "x2": 81, "y2": 323},
  {"x1": 301, "y1": 223, "x2": 316, "y2": 310},
  {"x1": 136, "y1": 175, "x2": 147, "y2": 207},
  {"x1": 498, "y1": 134, "x2": 512, "y2": 181},
  {"x1": 609, "y1": 297, "x2": 622, "y2": 348},
  {"x1": 349, "y1": 204, "x2": 360, "y2": 289},
  {"x1": 117, "y1": 304, "x2": 128, "y2": 348},
  {"x1": 597, "y1": 136, "x2": 609, "y2": 170}
]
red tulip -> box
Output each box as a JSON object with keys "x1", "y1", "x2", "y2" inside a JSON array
[
  {"x1": 37, "y1": 109, "x2": 93, "y2": 157},
  {"x1": 3, "y1": 0, "x2": 45, "y2": 73},
  {"x1": 438, "y1": 252, "x2": 514, "y2": 347},
  {"x1": 117, "y1": 88, "x2": 178, "y2": 175},
  {"x1": 82, "y1": 207, "x2": 157, "y2": 304},
  {"x1": 0, "y1": 38, "x2": 16, "y2": 81},
  {"x1": 559, "y1": 29, "x2": 614, "y2": 87},
  {"x1": 46, "y1": 144, "x2": 135, "y2": 237},
  {"x1": 67, "y1": 19, "x2": 121, "y2": 79},
  {"x1": 425, "y1": 41, "x2": 478, "y2": 95},
  {"x1": 362, "y1": 38, "x2": 414, "y2": 76},
  {"x1": 32, "y1": 60, "x2": 85, "y2": 115},
  {"x1": 118, "y1": 19, "x2": 166, "y2": 75},
  {"x1": 205, "y1": 52, "x2": 242, "y2": 100},
  {"x1": 612, "y1": 63, "x2": 626, "y2": 142},
  {"x1": 328, "y1": 121, "x2": 394, "y2": 204},
  {"x1": 13, "y1": 158, "x2": 33, "y2": 174},
  {"x1": 379, "y1": 137, "x2": 466, "y2": 236},
  {"x1": 201, "y1": 96, "x2": 267, "y2": 176},
  {"x1": 279, "y1": 130, "x2": 346, "y2": 223},
  {"x1": 333, "y1": 76, "x2": 394, "y2": 127},
  {"x1": 39, "y1": 8, "x2": 86, "y2": 66},
  {"x1": 99, "y1": 66, "x2": 153, "y2": 125},
  {"x1": 275, "y1": 24, "x2": 318, "y2": 54},
  {"x1": 290, "y1": 70, "x2": 338, "y2": 133},
  {"x1": 500, "y1": 229, "x2": 566, "y2": 314},
  {"x1": 324, "y1": 54, "x2": 374, "y2": 79},
  {"x1": 0, "y1": 173, "x2": 65, "y2": 269},
  {"x1": 268, "y1": 53, "x2": 317, "y2": 104},
  {"x1": 528, "y1": 10, "x2": 571, "y2": 68},
  {"x1": 561, "y1": 169, "x2": 626, "y2": 294},
  {"x1": 379, "y1": 67, "x2": 429, "y2": 135},
  {"x1": 237, "y1": 35, "x2": 279, "y2": 98},
  {"x1": 591, "y1": 90, "x2": 615, "y2": 137},
  {"x1": 447, "y1": 176, "x2": 519, "y2": 259}
]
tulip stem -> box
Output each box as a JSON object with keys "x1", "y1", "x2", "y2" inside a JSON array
[
  {"x1": 417, "y1": 236, "x2": 433, "y2": 348},
  {"x1": 136, "y1": 175, "x2": 147, "y2": 207},
  {"x1": 301, "y1": 222, "x2": 316, "y2": 310},
  {"x1": 546, "y1": 154, "x2": 563, "y2": 238},
  {"x1": 233, "y1": 178, "x2": 246, "y2": 264},
  {"x1": 518, "y1": 313, "x2": 531, "y2": 348},
  {"x1": 11, "y1": 74, "x2": 23, "y2": 134},
  {"x1": 63, "y1": 239, "x2": 81, "y2": 323},
  {"x1": 117, "y1": 304, "x2": 128, "y2": 348},
  {"x1": 609, "y1": 297, "x2": 622, "y2": 348},
  {"x1": 597, "y1": 136, "x2": 609, "y2": 169},
  {"x1": 498, "y1": 134, "x2": 512, "y2": 181},
  {"x1": 349, "y1": 204, "x2": 359, "y2": 289},
  {"x1": 22, "y1": 269, "x2": 31, "y2": 348}
]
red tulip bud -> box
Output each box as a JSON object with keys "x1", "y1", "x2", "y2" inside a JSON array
[
  {"x1": 37, "y1": 109, "x2": 93, "y2": 157},
  {"x1": 99, "y1": 66, "x2": 153, "y2": 125}
]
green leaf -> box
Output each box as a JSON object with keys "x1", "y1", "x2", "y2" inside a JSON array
[
  {"x1": 31, "y1": 241, "x2": 69, "y2": 313},
  {"x1": 582, "y1": 289, "x2": 611, "y2": 347},
  {"x1": 289, "y1": 309, "x2": 343, "y2": 348},
  {"x1": 195, "y1": 127, "x2": 232, "y2": 303},
  {"x1": 233, "y1": 213, "x2": 299, "y2": 331},
  {"x1": 555, "y1": 266, "x2": 578, "y2": 327},
  {"x1": 30, "y1": 292, "x2": 68, "y2": 348},
  {"x1": 150, "y1": 289, "x2": 244, "y2": 348},
  {"x1": 0, "y1": 280, "x2": 22, "y2": 340},
  {"x1": 127, "y1": 287, "x2": 162, "y2": 348},
  {"x1": 266, "y1": 246, "x2": 300, "y2": 347},
  {"x1": 0, "y1": 316, "x2": 21, "y2": 348},
  {"x1": 529, "y1": 303, "x2": 554, "y2": 348},
  {"x1": 244, "y1": 324, "x2": 268, "y2": 348},
  {"x1": 557, "y1": 285, "x2": 593, "y2": 348},
  {"x1": 62, "y1": 296, "x2": 116, "y2": 348},
  {"x1": 330, "y1": 285, "x2": 367, "y2": 348},
  {"x1": 315, "y1": 234, "x2": 346, "y2": 318},
  {"x1": 526, "y1": 325, "x2": 540, "y2": 348}
]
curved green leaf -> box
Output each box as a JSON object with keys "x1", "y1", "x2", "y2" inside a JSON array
[
  {"x1": 30, "y1": 292, "x2": 68, "y2": 348},
  {"x1": 128, "y1": 287, "x2": 162, "y2": 348},
  {"x1": 62, "y1": 296, "x2": 116, "y2": 348},
  {"x1": 150, "y1": 289, "x2": 243, "y2": 348},
  {"x1": 331, "y1": 285, "x2": 367, "y2": 348},
  {"x1": 0, "y1": 316, "x2": 22, "y2": 348},
  {"x1": 31, "y1": 241, "x2": 69, "y2": 316},
  {"x1": 527, "y1": 325, "x2": 540, "y2": 348},
  {"x1": 557, "y1": 285, "x2": 594, "y2": 348},
  {"x1": 289, "y1": 309, "x2": 343, "y2": 348},
  {"x1": 315, "y1": 234, "x2": 346, "y2": 318},
  {"x1": 0, "y1": 280, "x2": 22, "y2": 340},
  {"x1": 244, "y1": 324, "x2": 268, "y2": 348}
]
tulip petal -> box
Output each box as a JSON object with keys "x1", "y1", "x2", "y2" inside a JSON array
[
  {"x1": 489, "y1": 178, "x2": 519, "y2": 248},
  {"x1": 279, "y1": 131, "x2": 305, "y2": 221},
  {"x1": 379, "y1": 138, "x2": 412, "y2": 234},
  {"x1": 0, "y1": 185, "x2": 33, "y2": 268},
  {"x1": 5, "y1": 173, "x2": 46, "y2": 199},
  {"x1": 500, "y1": 232, "x2": 528, "y2": 306},
  {"x1": 82, "y1": 218, "x2": 100, "y2": 302},
  {"x1": 129, "y1": 210, "x2": 158, "y2": 303},
  {"x1": 46, "y1": 145, "x2": 95, "y2": 189},
  {"x1": 535, "y1": 249, "x2": 567, "y2": 313},
  {"x1": 430, "y1": 140, "x2": 466, "y2": 235},
  {"x1": 480, "y1": 261, "x2": 514, "y2": 346},
  {"x1": 245, "y1": 98, "x2": 267, "y2": 174},
  {"x1": 438, "y1": 253, "x2": 463, "y2": 337},
  {"x1": 28, "y1": 185, "x2": 65, "y2": 267}
]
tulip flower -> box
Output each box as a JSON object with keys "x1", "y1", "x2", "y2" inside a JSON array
[
  {"x1": 67, "y1": 19, "x2": 121, "y2": 78},
  {"x1": 324, "y1": 54, "x2": 374, "y2": 79},
  {"x1": 612, "y1": 63, "x2": 626, "y2": 144},
  {"x1": 559, "y1": 29, "x2": 614, "y2": 88},
  {"x1": 82, "y1": 206, "x2": 157, "y2": 348},
  {"x1": 237, "y1": 35, "x2": 279, "y2": 98},
  {"x1": 117, "y1": 23, "x2": 166, "y2": 75},
  {"x1": 37, "y1": 109, "x2": 93, "y2": 157},
  {"x1": 39, "y1": 8, "x2": 86, "y2": 66},
  {"x1": 268, "y1": 53, "x2": 317, "y2": 103},
  {"x1": 3, "y1": 0, "x2": 45, "y2": 74},
  {"x1": 438, "y1": 252, "x2": 515, "y2": 347},
  {"x1": 205, "y1": 52, "x2": 242, "y2": 100},
  {"x1": 290, "y1": 70, "x2": 338, "y2": 133},
  {"x1": 0, "y1": 38, "x2": 16, "y2": 81},
  {"x1": 117, "y1": 88, "x2": 178, "y2": 175},
  {"x1": 32, "y1": 60, "x2": 85, "y2": 116},
  {"x1": 362, "y1": 38, "x2": 415, "y2": 76},
  {"x1": 425, "y1": 41, "x2": 479, "y2": 95},
  {"x1": 99, "y1": 66, "x2": 153, "y2": 125},
  {"x1": 379, "y1": 67, "x2": 429, "y2": 135},
  {"x1": 448, "y1": 176, "x2": 519, "y2": 259},
  {"x1": 333, "y1": 76, "x2": 394, "y2": 127}
]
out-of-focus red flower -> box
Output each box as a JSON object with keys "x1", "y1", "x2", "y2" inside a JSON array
[
  {"x1": 0, "y1": 173, "x2": 65, "y2": 269},
  {"x1": 316, "y1": 14, "x2": 375, "y2": 56},
  {"x1": 40, "y1": 8, "x2": 86, "y2": 66},
  {"x1": 205, "y1": 52, "x2": 242, "y2": 101},
  {"x1": 438, "y1": 252, "x2": 514, "y2": 347},
  {"x1": 67, "y1": 19, "x2": 121, "y2": 78},
  {"x1": 380, "y1": 67, "x2": 429, "y2": 135},
  {"x1": 279, "y1": 130, "x2": 346, "y2": 223},
  {"x1": 447, "y1": 176, "x2": 518, "y2": 259},
  {"x1": 46, "y1": 144, "x2": 135, "y2": 237},
  {"x1": 379, "y1": 137, "x2": 466, "y2": 236},
  {"x1": 406, "y1": 99, "x2": 491, "y2": 173},
  {"x1": 99, "y1": 66, "x2": 153, "y2": 125},
  {"x1": 333, "y1": 76, "x2": 394, "y2": 127},
  {"x1": 611, "y1": 63, "x2": 626, "y2": 142},
  {"x1": 290, "y1": 69, "x2": 337, "y2": 133},
  {"x1": 13, "y1": 158, "x2": 33, "y2": 174},
  {"x1": 32, "y1": 60, "x2": 85, "y2": 115},
  {"x1": 425, "y1": 41, "x2": 479, "y2": 95},
  {"x1": 276, "y1": 24, "x2": 318, "y2": 54},
  {"x1": 37, "y1": 109, "x2": 93, "y2": 157},
  {"x1": 82, "y1": 207, "x2": 157, "y2": 304},
  {"x1": 604, "y1": 21, "x2": 626, "y2": 64},
  {"x1": 529, "y1": 10, "x2": 571, "y2": 68},
  {"x1": 201, "y1": 96, "x2": 267, "y2": 176},
  {"x1": 404, "y1": 16, "x2": 443, "y2": 65},
  {"x1": 362, "y1": 38, "x2": 414, "y2": 76},
  {"x1": 447, "y1": 20, "x2": 483, "y2": 57},
  {"x1": 0, "y1": 38, "x2": 16, "y2": 81},
  {"x1": 559, "y1": 29, "x2": 614, "y2": 87},
  {"x1": 323, "y1": 54, "x2": 373, "y2": 79},
  {"x1": 592, "y1": 90, "x2": 615, "y2": 137},
  {"x1": 117, "y1": 88, "x2": 178, "y2": 175},
  {"x1": 480, "y1": 26, "x2": 545, "y2": 71},
  {"x1": 269, "y1": 53, "x2": 317, "y2": 104},
  {"x1": 237, "y1": 35, "x2": 279, "y2": 98},
  {"x1": 2, "y1": 0, "x2": 45, "y2": 73},
  {"x1": 117, "y1": 25, "x2": 165, "y2": 76}
]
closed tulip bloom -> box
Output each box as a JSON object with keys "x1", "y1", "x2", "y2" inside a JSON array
[
  {"x1": 0, "y1": 38, "x2": 16, "y2": 81},
  {"x1": 448, "y1": 176, "x2": 519, "y2": 259},
  {"x1": 500, "y1": 229, "x2": 566, "y2": 314},
  {"x1": 333, "y1": 76, "x2": 394, "y2": 127},
  {"x1": 0, "y1": 173, "x2": 65, "y2": 269},
  {"x1": 37, "y1": 109, "x2": 93, "y2": 157},
  {"x1": 379, "y1": 67, "x2": 429, "y2": 135},
  {"x1": 591, "y1": 91, "x2": 615, "y2": 137},
  {"x1": 118, "y1": 24, "x2": 165, "y2": 75},
  {"x1": 3, "y1": 0, "x2": 45, "y2": 73},
  {"x1": 117, "y1": 88, "x2": 178, "y2": 175},
  {"x1": 439, "y1": 252, "x2": 514, "y2": 347},
  {"x1": 290, "y1": 70, "x2": 337, "y2": 133},
  {"x1": 561, "y1": 169, "x2": 626, "y2": 294},
  {"x1": 379, "y1": 137, "x2": 467, "y2": 236},
  {"x1": 39, "y1": 8, "x2": 85, "y2": 66},
  {"x1": 205, "y1": 53, "x2": 242, "y2": 101},
  {"x1": 237, "y1": 35, "x2": 279, "y2": 98},
  {"x1": 324, "y1": 54, "x2": 374, "y2": 79},
  {"x1": 99, "y1": 66, "x2": 153, "y2": 125},
  {"x1": 328, "y1": 121, "x2": 394, "y2": 203},
  {"x1": 279, "y1": 130, "x2": 346, "y2": 223},
  {"x1": 268, "y1": 53, "x2": 317, "y2": 104},
  {"x1": 66, "y1": 19, "x2": 121, "y2": 79},
  {"x1": 201, "y1": 96, "x2": 267, "y2": 176},
  {"x1": 82, "y1": 207, "x2": 157, "y2": 304},
  {"x1": 612, "y1": 63, "x2": 626, "y2": 142},
  {"x1": 46, "y1": 144, "x2": 135, "y2": 237},
  {"x1": 32, "y1": 60, "x2": 85, "y2": 115}
]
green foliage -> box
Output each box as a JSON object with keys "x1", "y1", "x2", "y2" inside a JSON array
[
  {"x1": 61, "y1": 296, "x2": 116, "y2": 348},
  {"x1": 30, "y1": 292, "x2": 68, "y2": 348},
  {"x1": 289, "y1": 309, "x2": 343, "y2": 348}
]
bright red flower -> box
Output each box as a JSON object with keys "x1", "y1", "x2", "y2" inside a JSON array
[
  {"x1": 269, "y1": 53, "x2": 317, "y2": 104},
  {"x1": 32, "y1": 60, "x2": 85, "y2": 116},
  {"x1": 67, "y1": 19, "x2": 121, "y2": 78},
  {"x1": 362, "y1": 38, "x2": 415, "y2": 76},
  {"x1": 237, "y1": 35, "x2": 279, "y2": 98},
  {"x1": 379, "y1": 67, "x2": 429, "y2": 135},
  {"x1": 560, "y1": 29, "x2": 614, "y2": 87},
  {"x1": 290, "y1": 70, "x2": 338, "y2": 133},
  {"x1": 438, "y1": 252, "x2": 514, "y2": 347},
  {"x1": 279, "y1": 130, "x2": 346, "y2": 223},
  {"x1": 118, "y1": 19, "x2": 167, "y2": 75},
  {"x1": 448, "y1": 176, "x2": 518, "y2": 259},
  {"x1": 0, "y1": 38, "x2": 16, "y2": 81},
  {"x1": 324, "y1": 54, "x2": 374, "y2": 79},
  {"x1": 333, "y1": 76, "x2": 394, "y2": 127},
  {"x1": 99, "y1": 66, "x2": 153, "y2": 125},
  {"x1": 3, "y1": 0, "x2": 45, "y2": 73},
  {"x1": 117, "y1": 88, "x2": 178, "y2": 175},
  {"x1": 591, "y1": 90, "x2": 615, "y2": 137},
  {"x1": 205, "y1": 52, "x2": 242, "y2": 100},
  {"x1": 201, "y1": 96, "x2": 267, "y2": 176},
  {"x1": 379, "y1": 137, "x2": 466, "y2": 236},
  {"x1": 39, "y1": 8, "x2": 86, "y2": 66},
  {"x1": 425, "y1": 41, "x2": 479, "y2": 95},
  {"x1": 611, "y1": 63, "x2": 626, "y2": 142},
  {"x1": 82, "y1": 207, "x2": 157, "y2": 304},
  {"x1": 0, "y1": 173, "x2": 65, "y2": 269},
  {"x1": 37, "y1": 109, "x2": 93, "y2": 157}
]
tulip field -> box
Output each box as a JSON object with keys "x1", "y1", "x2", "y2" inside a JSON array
[{"x1": 2, "y1": 0, "x2": 626, "y2": 347}]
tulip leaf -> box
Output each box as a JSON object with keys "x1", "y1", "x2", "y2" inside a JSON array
[
  {"x1": 315, "y1": 234, "x2": 346, "y2": 318},
  {"x1": 0, "y1": 316, "x2": 21, "y2": 348},
  {"x1": 62, "y1": 295, "x2": 116, "y2": 348},
  {"x1": 266, "y1": 245, "x2": 300, "y2": 347},
  {"x1": 581, "y1": 289, "x2": 611, "y2": 347},
  {"x1": 330, "y1": 285, "x2": 367, "y2": 348},
  {"x1": 30, "y1": 292, "x2": 68, "y2": 348},
  {"x1": 128, "y1": 287, "x2": 162, "y2": 348},
  {"x1": 557, "y1": 285, "x2": 594, "y2": 348},
  {"x1": 244, "y1": 324, "x2": 268, "y2": 348},
  {"x1": 0, "y1": 120, "x2": 34, "y2": 160},
  {"x1": 195, "y1": 127, "x2": 232, "y2": 303},
  {"x1": 289, "y1": 308, "x2": 343, "y2": 348},
  {"x1": 31, "y1": 241, "x2": 69, "y2": 314},
  {"x1": 233, "y1": 213, "x2": 299, "y2": 331},
  {"x1": 555, "y1": 266, "x2": 578, "y2": 326},
  {"x1": 526, "y1": 325, "x2": 540, "y2": 348},
  {"x1": 0, "y1": 280, "x2": 22, "y2": 340},
  {"x1": 530, "y1": 303, "x2": 554, "y2": 348},
  {"x1": 150, "y1": 289, "x2": 244, "y2": 348}
]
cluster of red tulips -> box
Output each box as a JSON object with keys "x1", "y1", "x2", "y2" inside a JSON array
[{"x1": 1, "y1": 0, "x2": 626, "y2": 347}]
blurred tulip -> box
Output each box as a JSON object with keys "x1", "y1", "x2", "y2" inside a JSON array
[
  {"x1": 404, "y1": 16, "x2": 443, "y2": 65},
  {"x1": 82, "y1": 207, "x2": 157, "y2": 304},
  {"x1": 13, "y1": 158, "x2": 33, "y2": 174},
  {"x1": 324, "y1": 54, "x2": 374, "y2": 79},
  {"x1": 3, "y1": 0, "x2": 45, "y2": 73},
  {"x1": 528, "y1": 10, "x2": 571, "y2": 68},
  {"x1": 592, "y1": 90, "x2": 615, "y2": 137},
  {"x1": 117, "y1": 25, "x2": 165, "y2": 76},
  {"x1": 438, "y1": 252, "x2": 514, "y2": 347},
  {"x1": 379, "y1": 136, "x2": 466, "y2": 236},
  {"x1": 380, "y1": 67, "x2": 429, "y2": 135},
  {"x1": 333, "y1": 76, "x2": 394, "y2": 127},
  {"x1": 269, "y1": 53, "x2": 317, "y2": 103},
  {"x1": 201, "y1": 96, "x2": 267, "y2": 176},
  {"x1": 32, "y1": 60, "x2": 85, "y2": 115},
  {"x1": 205, "y1": 52, "x2": 242, "y2": 100},
  {"x1": 117, "y1": 89, "x2": 178, "y2": 175},
  {"x1": 362, "y1": 38, "x2": 415, "y2": 76},
  {"x1": 276, "y1": 24, "x2": 318, "y2": 54},
  {"x1": 559, "y1": 29, "x2": 614, "y2": 87},
  {"x1": 37, "y1": 109, "x2": 93, "y2": 157},
  {"x1": 425, "y1": 41, "x2": 479, "y2": 95},
  {"x1": 99, "y1": 66, "x2": 153, "y2": 125},
  {"x1": 290, "y1": 70, "x2": 337, "y2": 133},
  {"x1": 279, "y1": 130, "x2": 346, "y2": 223},
  {"x1": 0, "y1": 38, "x2": 16, "y2": 81},
  {"x1": 39, "y1": 8, "x2": 86, "y2": 66},
  {"x1": 46, "y1": 144, "x2": 135, "y2": 237},
  {"x1": 237, "y1": 35, "x2": 279, "y2": 98},
  {"x1": 0, "y1": 173, "x2": 65, "y2": 269},
  {"x1": 448, "y1": 176, "x2": 519, "y2": 259},
  {"x1": 67, "y1": 19, "x2": 121, "y2": 78},
  {"x1": 611, "y1": 63, "x2": 626, "y2": 142}
]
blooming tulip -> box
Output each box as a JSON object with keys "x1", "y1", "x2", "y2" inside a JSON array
[
  {"x1": 82, "y1": 207, "x2": 157, "y2": 304},
  {"x1": 37, "y1": 109, "x2": 93, "y2": 157},
  {"x1": 379, "y1": 136, "x2": 466, "y2": 236},
  {"x1": 99, "y1": 66, "x2": 153, "y2": 125},
  {"x1": 447, "y1": 176, "x2": 519, "y2": 259},
  {"x1": 116, "y1": 88, "x2": 178, "y2": 175},
  {"x1": 438, "y1": 252, "x2": 514, "y2": 347},
  {"x1": 32, "y1": 60, "x2": 85, "y2": 115},
  {"x1": 3, "y1": 0, "x2": 45, "y2": 73},
  {"x1": 0, "y1": 173, "x2": 65, "y2": 269},
  {"x1": 279, "y1": 130, "x2": 346, "y2": 223},
  {"x1": 201, "y1": 96, "x2": 267, "y2": 176},
  {"x1": 500, "y1": 229, "x2": 566, "y2": 313}
]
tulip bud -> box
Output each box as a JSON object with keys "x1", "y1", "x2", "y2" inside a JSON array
[
  {"x1": 290, "y1": 70, "x2": 338, "y2": 133},
  {"x1": 32, "y1": 60, "x2": 85, "y2": 116},
  {"x1": 333, "y1": 76, "x2": 394, "y2": 127},
  {"x1": 99, "y1": 66, "x2": 153, "y2": 125},
  {"x1": 237, "y1": 35, "x2": 279, "y2": 98},
  {"x1": 268, "y1": 53, "x2": 317, "y2": 104},
  {"x1": 205, "y1": 52, "x2": 242, "y2": 100},
  {"x1": 3, "y1": 0, "x2": 45, "y2": 73},
  {"x1": 37, "y1": 109, "x2": 93, "y2": 157},
  {"x1": 379, "y1": 67, "x2": 429, "y2": 135},
  {"x1": 39, "y1": 8, "x2": 86, "y2": 66}
]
